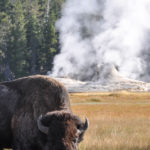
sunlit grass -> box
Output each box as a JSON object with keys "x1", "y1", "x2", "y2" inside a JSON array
[
  {"x1": 70, "y1": 91, "x2": 150, "y2": 103},
  {"x1": 71, "y1": 92, "x2": 150, "y2": 150}
]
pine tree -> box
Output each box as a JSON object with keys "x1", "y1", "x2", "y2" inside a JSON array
[
  {"x1": 25, "y1": 1, "x2": 40, "y2": 75},
  {"x1": 0, "y1": 0, "x2": 14, "y2": 81},
  {"x1": 10, "y1": 0, "x2": 28, "y2": 78},
  {"x1": 0, "y1": 0, "x2": 65, "y2": 81},
  {"x1": 39, "y1": 0, "x2": 63, "y2": 74}
]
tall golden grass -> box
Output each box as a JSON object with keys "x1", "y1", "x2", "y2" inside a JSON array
[{"x1": 71, "y1": 92, "x2": 150, "y2": 150}]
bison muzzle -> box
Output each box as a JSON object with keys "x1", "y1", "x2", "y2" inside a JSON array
[{"x1": 0, "y1": 75, "x2": 89, "y2": 150}]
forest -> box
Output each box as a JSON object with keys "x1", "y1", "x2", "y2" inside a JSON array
[{"x1": 0, "y1": 0, "x2": 64, "y2": 81}]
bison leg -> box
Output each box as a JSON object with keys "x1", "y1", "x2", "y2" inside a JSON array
[
  {"x1": 13, "y1": 136, "x2": 38, "y2": 150},
  {"x1": 13, "y1": 141, "x2": 28, "y2": 150},
  {"x1": 12, "y1": 113, "x2": 40, "y2": 150},
  {"x1": 13, "y1": 142, "x2": 34, "y2": 150}
]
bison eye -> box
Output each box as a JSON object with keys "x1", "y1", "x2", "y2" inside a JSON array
[{"x1": 77, "y1": 124, "x2": 81, "y2": 130}]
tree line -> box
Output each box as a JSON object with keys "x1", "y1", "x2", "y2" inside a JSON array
[{"x1": 0, "y1": 0, "x2": 64, "y2": 81}]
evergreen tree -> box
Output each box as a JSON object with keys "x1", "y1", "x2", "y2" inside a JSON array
[
  {"x1": 39, "y1": 0, "x2": 63, "y2": 74},
  {"x1": 0, "y1": 0, "x2": 13, "y2": 81},
  {"x1": 25, "y1": 1, "x2": 40, "y2": 74},
  {"x1": 10, "y1": 0, "x2": 28, "y2": 78},
  {"x1": 0, "y1": 0, "x2": 65, "y2": 81}
]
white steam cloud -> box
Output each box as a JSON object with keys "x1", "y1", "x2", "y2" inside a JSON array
[{"x1": 52, "y1": 0, "x2": 150, "y2": 82}]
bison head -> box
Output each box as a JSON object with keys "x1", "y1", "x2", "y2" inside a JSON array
[{"x1": 37, "y1": 111, "x2": 89, "y2": 150}]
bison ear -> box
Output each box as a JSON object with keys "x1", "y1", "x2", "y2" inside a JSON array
[{"x1": 37, "y1": 115, "x2": 49, "y2": 135}]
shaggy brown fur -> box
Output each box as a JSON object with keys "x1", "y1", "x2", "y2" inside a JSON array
[{"x1": 0, "y1": 75, "x2": 88, "y2": 150}]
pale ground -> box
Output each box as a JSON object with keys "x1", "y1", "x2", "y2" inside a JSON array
[{"x1": 53, "y1": 65, "x2": 150, "y2": 92}]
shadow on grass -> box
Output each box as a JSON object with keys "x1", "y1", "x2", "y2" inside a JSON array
[{"x1": 88, "y1": 98, "x2": 101, "y2": 102}]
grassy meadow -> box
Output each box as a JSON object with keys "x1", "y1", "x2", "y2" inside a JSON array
[{"x1": 70, "y1": 92, "x2": 150, "y2": 150}]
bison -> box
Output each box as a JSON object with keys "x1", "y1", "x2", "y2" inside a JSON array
[{"x1": 0, "y1": 75, "x2": 89, "y2": 150}]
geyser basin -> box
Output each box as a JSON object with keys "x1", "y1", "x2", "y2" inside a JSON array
[
  {"x1": 54, "y1": 77, "x2": 150, "y2": 92},
  {"x1": 52, "y1": 65, "x2": 150, "y2": 92}
]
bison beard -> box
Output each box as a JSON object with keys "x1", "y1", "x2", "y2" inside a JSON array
[{"x1": 0, "y1": 75, "x2": 89, "y2": 150}]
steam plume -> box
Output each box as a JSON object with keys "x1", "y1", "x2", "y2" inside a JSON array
[{"x1": 52, "y1": 0, "x2": 150, "y2": 82}]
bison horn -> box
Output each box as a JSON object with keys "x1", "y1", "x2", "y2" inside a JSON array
[
  {"x1": 83, "y1": 117, "x2": 89, "y2": 131},
  {"x1": 37, "y1": 115, "x2": 49, "y2": 134}
]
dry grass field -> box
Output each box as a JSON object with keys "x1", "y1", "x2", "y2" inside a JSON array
[{"x1": 70, "y1": 92, "x2": 150, "y2": 150}]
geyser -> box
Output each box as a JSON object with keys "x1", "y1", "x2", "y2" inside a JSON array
[{"x1": 52, "y1": 0, "x2": 150, "y2": 82}]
